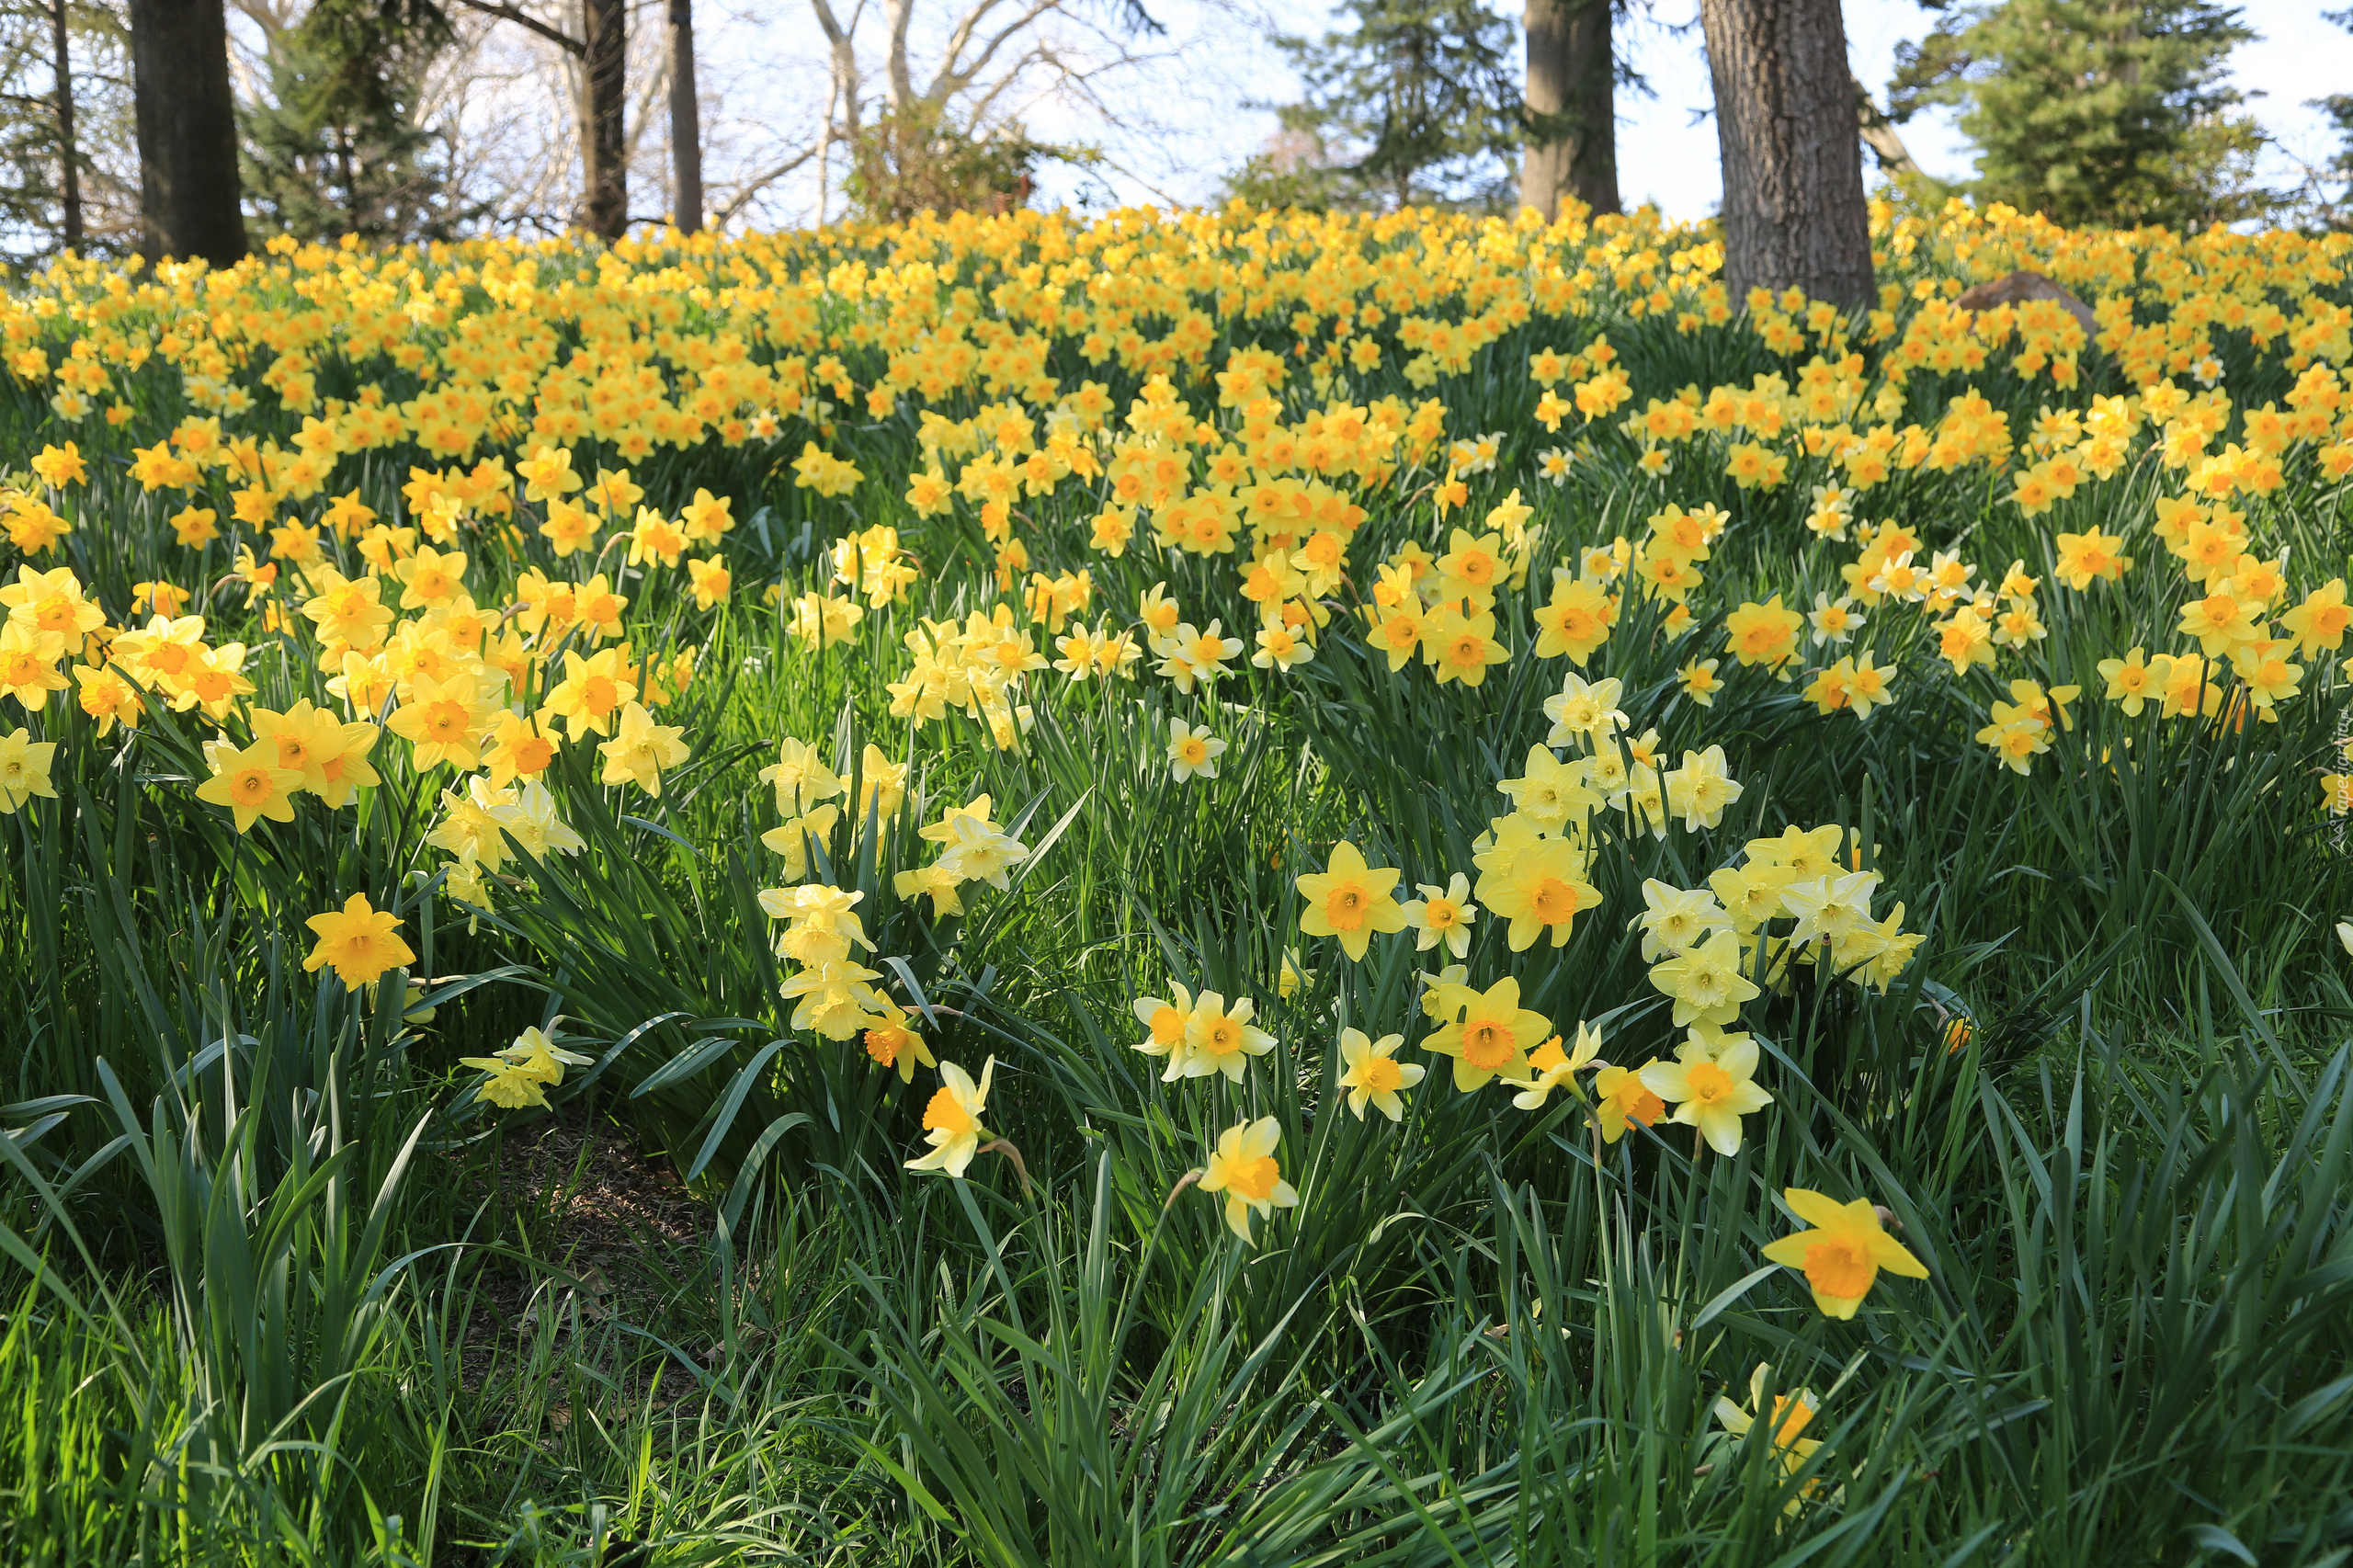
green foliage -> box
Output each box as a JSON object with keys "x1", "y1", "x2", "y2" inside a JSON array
[
  {"x1": 0, "y1": 0, "x2": 138, "y2": 262},
  {"x1": 1889, "y1": 0, "x2": 2273, "y2": 227},
  {"x1": 239, "y1": 0, "x2": 468, "y2": 244},
  {"x1": 843, "y1": 100, "x2": 1084, "y2": 224},
  {"x1": 1219, "y1": 124, "x2": 1348, "y2": 214},
  {"x1": 1267, "y1": 0, "x2": 1529, "y2": 210}
]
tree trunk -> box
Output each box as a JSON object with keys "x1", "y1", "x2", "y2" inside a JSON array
[
  {"x1": 1697, "y1": 0, "x2": 1872, "y2": 307},
  {"x1": 580, "y1": 0, "x2": 627, "y2": 239},
  {"x1": 1521, "y1": 0, "x2": 1619, "y2": 219},
  {"x1": 668, "y1": 0, "x2": 701, "y2": 233},
  {"x1": 127, "y1": 0, "x2": 246, "y2": 265},
  {"x1": 50, "y1": 0, "x2": 81, "y2": 249}
]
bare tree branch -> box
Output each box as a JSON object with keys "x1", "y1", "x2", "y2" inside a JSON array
[
  {"x1": 1086, "y1": 148, "x2": 1183, "y2": 205},
  {"x1": 932, "y1": 0, "x2": 1058, "y2": 107},
  {"x1": 930, "y1": 0, "x2": 1017, "y2": 103},
  {"x1": 226, "y1": 0, "x2": 299, "y2": 41},
  {"x1": 958, "y1": 40, "x2": 1055, "y2": 124},
  {"x1": 711, "y1": 143, "x2": 821, "y2": 225},
  {"x1": 1853, "y1": 76, "x2": 1919, "y2": 179},
  {"x1": 448, "y1": 0, "x2": 584, "y2": 58}
]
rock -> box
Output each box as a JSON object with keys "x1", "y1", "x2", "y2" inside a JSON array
[{"x1": 1952, "y1": 269, "x2": 2097, "y2": 342}]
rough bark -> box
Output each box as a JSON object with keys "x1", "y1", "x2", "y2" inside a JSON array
[
  {"x1": 668, "y1": 0, "x2": 701, "y2": 233},
  {"x1": 1521, "y1": 0, "x2": 1619, "y2": 219},
  {"x1": 51, "y1": 0, "x2": 80, "y2": 248},
  {"x1": 581, "y1": 0, "x2": 627, "y2": 239},
  {"x1": 127, "y1": 0, "x2": 246, "y2": 265},
  {"x1": 1697, "y1": 0, "x2": 1873, "y2": 306}
]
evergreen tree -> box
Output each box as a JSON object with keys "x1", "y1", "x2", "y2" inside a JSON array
[
  {"x1": 240, "y1": 0, "x2": 466, "y2": 244},
  {"x1": 1889, "y1": 0, "x2": 2270, "y2": 228},
  {"x1": 0, "y1": 0, "x2": 139, "y2": 260},
  {"x1": 1265, "y1": 0, "x2": 1529, "y2": 210}
]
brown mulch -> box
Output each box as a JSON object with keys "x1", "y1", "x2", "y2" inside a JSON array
[
  {"x1": 450, "y1": 1101, "x2": 717, "y2": 1410},
  {"x1": 493, "y1": 1100, "x2": 706, "y2": 1263}
]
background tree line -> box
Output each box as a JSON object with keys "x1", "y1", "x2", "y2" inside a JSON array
[
  {"x1": 1240, "y1": 0, "x2": 2343, "y2": 229},
  {"x1": 5, "y1": 0, "x2": 2350, "y2": 301}
]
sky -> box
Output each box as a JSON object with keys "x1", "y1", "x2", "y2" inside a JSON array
[{"x1": 885, "y1": 0, "x2": 2353, "y2": 222}]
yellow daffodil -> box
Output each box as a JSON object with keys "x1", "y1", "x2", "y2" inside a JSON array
[
  {"x1": 1178, "y1": 991, "x2": 1276, "y2": 1082},
  {"x1": 1641, "y1": 1030, "x2": 1773, "y2": 1155},
  {"x1": 861, "y1": 1000, "x2": 938, "y2": 1084},
  {"x1": 1166, "y1": 717, "x2": 1226, "y2": 781},
  {"x1": 906, "y1": 1058, "x2": 995, "y2": 1178},
  {"x1": 1592, "y1": 1061, "x2": 1666, "y2": 1142},
  {"x1": 1198, "y1": 1116, "x2": 1298, "y2": 1244},
  {"x1": 1337, "y1": 1027, "x2": 1424, "y2": 1120},
  {"x1": 301, "y1": 892, "x2": 416, "y2": 989},
  {"x1": 1296, "y1": 840, "x2": 1407, "y2": 960},
  {"x1": 460, "y1": 1026, "x2": 594, "y2": 1111},
  {"x1": 1714, "y1": 1364, "x2": 1825, "y2": 1512},
  {"x1": 1647, "y1": 927, "x2": 1760, "y2": 1026},
  {"x1": 1131, "y1": 983, "x2": 1198, "y2": 1075},
  {"x1": 195, "y1": 739, "x2": 304, "y2": 833},
  {"x1": 1476, "y1": 836, "x2": 1599, "y2": 951},
  {"x1": 1402, "y1": 872, "x2": 1478, "y2": 957},
  {"x1": 0, "y1": 727, "x2": 59, "y2": 812},
  {"x1": 1422, "y1": 974, "x2": 1550, "y2": 1091},
  {"x1": 1510, "y1": 1022, "x2": 1603, "y2": 1110},
  {"x1": 597, "y1": 699, "x2": 689, "y2": 796},
  {"x1": 1663, "y1": 744, "x2": 1743, "y2": 831},
  {"x1": 1759, "y1": 1187, "x2": 1930, "y2": 1318}
]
